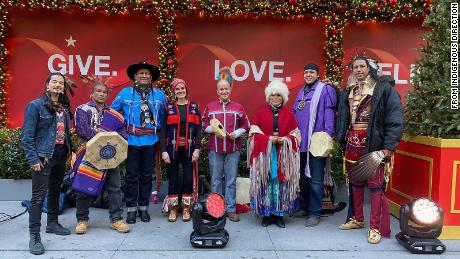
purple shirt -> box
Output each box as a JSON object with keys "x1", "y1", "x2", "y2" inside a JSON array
[
  {"x1": 292, "y1": 81, "x2": 337, "y2": 152},
  {"x1": 74, "y1": 100, "x2": 128, "y2": 141}
]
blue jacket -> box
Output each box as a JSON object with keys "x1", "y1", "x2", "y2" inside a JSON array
[
  {"x1": 111, "y1": 86, "x2": 167, "y2": 146},
  {"x1": 21, "y1": 94, "x2": 72, "y2": 166}
]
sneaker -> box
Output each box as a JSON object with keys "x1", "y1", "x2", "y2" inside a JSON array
[
  {"x1": 29, "y1": 233, "x2": 45, "y2": 255},
  {"x1": 227, "y1": 212, "x2": 240, "y2": 222},
  {"x1": 305, "y1": 215, "x2": 321, "y2": 227},
  {"x1": 338, "y1": 217, "x2": 364, "y2": 230},
  {"x1": 110, "y1": 220, "x2": 130, "y2": 233},
  {"x1": 46, "y1": 222, "x2": 71, "y2": 235},
  {"x1": 75, "y1": 221, "x2": 88, "y2": 234},
  {"x1": 368, "y1": 229, "x2": 382, "y2": 244}
]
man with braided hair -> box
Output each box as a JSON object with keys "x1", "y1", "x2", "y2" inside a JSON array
[{"x1": 335, "y1": 54, "x2": 403, "y2": 244}]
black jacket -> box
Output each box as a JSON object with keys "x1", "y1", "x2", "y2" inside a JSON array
[{"x1": 335, "y1": 75, "x2": 404, "y2": 153}]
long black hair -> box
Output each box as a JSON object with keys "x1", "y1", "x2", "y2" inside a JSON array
[
  {"x1": 350, "y1": 55, "x2": 380, "y2": 81},
  {"x1": 43, "y1": 72, "x2": 73, "y2": 119}
]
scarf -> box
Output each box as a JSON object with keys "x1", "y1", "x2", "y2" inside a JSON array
[{"x1": 305, "y1": 82, "x2": 325, "y2": 177}]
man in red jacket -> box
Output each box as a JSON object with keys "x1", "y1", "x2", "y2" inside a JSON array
[{"x1": 202, "y1": 67, "x2": 250, "y2": 222}]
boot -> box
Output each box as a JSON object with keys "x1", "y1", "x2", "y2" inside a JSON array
[
  {"x1": 126, "y1": 211, "x2": 137, "y2": 224},
  {"x1": 46, "y1": 221, "x2": 71, "y2": 235},
  {"x1": 168, "y1": 206, "x2": 178, "y2": 222},
  {"x1": 273, "y1": 215, "x2": 285, "y2": 228},
  {"x1": 110, "y1": 220, "x2": 130, "y2": 233},
  {"x1": 138, "y1": 209, "x2": 151, "y2": 222},
  {"x1": 29, "y1": 233, "x2": 45, "y2": 255},
  {"x1": 75, "y1": 221, "x2": 89, "y2": 234},
  {"x1": 163, "y1": 195, "x2": 179, "y2": 222},
  {"x1": 182, "y1": 195, "x2": 192, "y2": 222},
  {"x1": 261, "y1": 216, "x2": 272, "y2": 227}
]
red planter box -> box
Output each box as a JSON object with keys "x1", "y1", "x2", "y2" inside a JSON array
[{"x1": 388, "y1": 136, "x2": 460, "y2": 239}]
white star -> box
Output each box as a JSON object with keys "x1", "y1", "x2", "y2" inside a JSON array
[{"x1": 65, "y1": 35, "x2": 76, "y2": 47}]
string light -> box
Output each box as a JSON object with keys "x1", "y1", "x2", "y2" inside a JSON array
[{"x1": 0, "y1": 0, "x2": 432, "y2": 127}]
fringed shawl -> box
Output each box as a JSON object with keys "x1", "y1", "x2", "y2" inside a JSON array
[{"x1": 247, "y1": 105, "x2": 301, "y2": 213}]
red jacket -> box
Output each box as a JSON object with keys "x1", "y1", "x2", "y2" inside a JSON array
[{"x1": 202, "y1": 100, "x2": 250, "y2": 153}]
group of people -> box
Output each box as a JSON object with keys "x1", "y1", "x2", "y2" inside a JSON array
[{"x1": 21, "y1": 55, "x2": 403, "y2": 255}]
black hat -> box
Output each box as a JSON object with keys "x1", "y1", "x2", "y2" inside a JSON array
[
  {"x1": 304, "y1": 63, "x2": 319, "y2": 73},
  {"x1": 126, "y1": 61, "x2": 160, "y2": 83}
]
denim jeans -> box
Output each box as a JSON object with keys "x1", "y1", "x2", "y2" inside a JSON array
[
  {"x1": 208, "y1": 151, "x2": 240, "y2": 213},
  {"x1": 29, "y1": 154, "x2": 67, "y2": 234},
  {"x1": 76, "y1": 168, "x2": 123, "y2": 223},
  {"x1": 299, "y1": 152, "x2": 326, "y2": 216},
  {"x1": 124, "y1": 145, "x2": 156, "y2": 211}
]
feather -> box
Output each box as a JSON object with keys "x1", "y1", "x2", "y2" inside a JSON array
[{"x1": 348, "y1": 151, "x2": 385, "y2": 182}]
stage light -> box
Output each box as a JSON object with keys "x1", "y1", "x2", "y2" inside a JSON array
[
  {"x1": 190, "y1": 192, "x2": 229, "y2": 248},
  {"x1": 396, "y1": 198, "x2": 446, "y2": 254}
]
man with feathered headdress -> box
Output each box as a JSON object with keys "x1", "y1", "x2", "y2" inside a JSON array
[
  {"x1": 335, "y1": 54, "x2": 404, "y2": 244},
  {"x1": 73, "y1": 76, "x2": 129, "y2": 235},
  {"x1": 201, "y1": 67, "x2": 250, "y2": 222}
]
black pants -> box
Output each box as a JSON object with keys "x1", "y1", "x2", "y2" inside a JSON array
[
  {"x1": 29, "y1": 154, "x2": 67, "y2": 234},
  {"x1": 124, "y1": 145, "x2": 156, "y2": 211},
  {"x1": 167, "y1": 147, "x2": 193, "y2": 195},
  {"x1": 76, "y1": 168, "x2": 123, "y2": 223}
]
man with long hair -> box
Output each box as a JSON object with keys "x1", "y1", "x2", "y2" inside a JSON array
[
  {"x1": 21, "y1": 72, "x2": 73, "y2": 255},
  {"x1": 335, "y1": 55, "x2": 403, "y2": 244}
]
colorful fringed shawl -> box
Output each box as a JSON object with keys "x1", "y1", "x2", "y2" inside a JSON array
[
  {"x1": 71, "y1": 109, "x2": 125, "y2": 196},
  {"x1": 247, "y1": 105, "x2": 301, "y2": 216}
]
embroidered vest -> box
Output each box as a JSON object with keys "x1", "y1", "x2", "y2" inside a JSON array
[{"x1": 165, "y1": 101, "x2": 201, "y2": 158}]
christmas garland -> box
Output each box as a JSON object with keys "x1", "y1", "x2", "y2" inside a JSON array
[{"x1": 0, "y1": 0, "x2": 431, "y2": 127}]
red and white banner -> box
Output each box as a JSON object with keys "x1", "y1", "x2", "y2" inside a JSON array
[
  {"x1": 6, "y1": 8, "x2": 158, "y2": 128},
  {"x1": 5, "y1": 8, "x2": 424, "y2": 127},
  {"x1": 176, "y1": 17, "x2": 325, "y2": 118}
]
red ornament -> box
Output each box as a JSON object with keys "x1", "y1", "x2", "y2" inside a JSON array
[
  {"x1": 389, "y1": 0, "x2": 398, "y2": 5},
  {"x1": 127, "y1": 3, "x2": 134, "y2": 10},
  {"x1": 373, "y1": 3, "x2": 380, "y2": 9},
  {"x1": 335, "y1": 58, "x2": 342, "y2": 64},
  {"x1": 167, "y1": 59, "x2": 174, "y2": 66},
  {"x1": 289, "y1": 0, "x2": 298, "y2": 5},
  {"x1": 361, "y1": 2, "x2": 369, "y2": 10},
  {"x1": 159, "y1": 78, "x2": 169, "y2": 85}
]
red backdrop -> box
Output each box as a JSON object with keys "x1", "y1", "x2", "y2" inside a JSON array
[
  {"x1": 343, "y1": 18, "x2": 426, "y2": 102},
  {"x1": 5, "y1": 8, "x2": 158, "y2": 128},
  {"x1": 176, "y1": 17, "x2": 325, "y2": 119},
  {"x1": 5, "y1": 9, "x2": 424, "y2": 128}
]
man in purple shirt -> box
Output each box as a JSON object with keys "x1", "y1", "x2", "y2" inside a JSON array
[
  {"x1": 73, "y1": 81, "x2": 129, "y2": 235},
  {"x1": 292, "y1": 63, "x2": 337, "y2": 227}
]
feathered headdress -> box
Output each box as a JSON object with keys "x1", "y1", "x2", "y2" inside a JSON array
[
  {"x1": 348, "y1": 51, "x2": 380, "y2": 73},
  {"x1": 80, "y1": 74, "x2": 128, "y2": 90},
  {"x1": 216, "y1": 66, "x2": 233, "y2": 86}
]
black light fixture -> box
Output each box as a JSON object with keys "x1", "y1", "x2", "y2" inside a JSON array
[
  {"x1": 396, "y1": 198, "x2": 446, "y2": 254},
  {"x1": 190, "y1": 192, "x2": 229, "y2": 248}
]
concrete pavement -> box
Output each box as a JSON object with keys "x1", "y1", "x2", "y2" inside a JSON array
[{"x1": 1, "y1": 200, "x2": 459, "y2": 259}]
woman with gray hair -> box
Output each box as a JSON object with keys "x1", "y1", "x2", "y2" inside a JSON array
[{"x1": 247, "y1": 80, "x2": 301, "y2": 228}]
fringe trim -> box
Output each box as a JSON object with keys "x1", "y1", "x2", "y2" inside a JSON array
[
  {"x1": 248, "y1": 135, "x2": 300, "y2": 214},
  {"x1": 162, "y1": 195, "x2": 179, "y2": 213}
]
